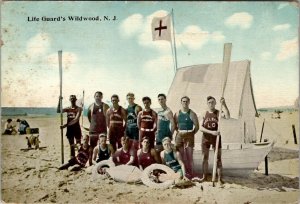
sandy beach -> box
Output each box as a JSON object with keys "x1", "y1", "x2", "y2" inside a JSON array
[{"x1": 1, "y1": 111, "x2": 299, "y2": 203}]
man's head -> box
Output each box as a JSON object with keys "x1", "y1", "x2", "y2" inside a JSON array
[
  {"x1": 181, "y1": 96, "x2": 190, "y2": 109},
  {"x1": 7, "y1": 119, "x2": 12, "y2": 123},
  {"x1": 142, "y1": 96, "x2": 151, "y2": 109},
  {"x1": 111, "y1": 94, "x2": 119, "y2": 106},
  {"x1": 207, "y1": 96, "x2": 216, "y2": 110},
  {"x1": 127, "y1": 92, "x2": 135, "y2": 105},
  {"x1": 82, "y1": 134, "x2": 89, "y2": 145},
  {"x1": 69, "y1": 95, "x2": 77, "y2": 104},
  {"x1": 158, "y1": 93, "x2": 167, "y2": 107},
  {"x1": 162, "y1": 137, "x2": 172, "y2": 151},
  {"x1": 16, "y1": 119, "x2": 20, "y2": 122},
  {"x1": 94, "y1": 91, "x2": 103, "y2": 103},
  {"x1": 120, "y1": 136, "x2": 130, "y2": 148},
  {"x1": 141, "y1": 136, "x2": 150, "y2": 149},
  {"x1": 98, "y1": 133, "x2": 107, "y2": 145}
]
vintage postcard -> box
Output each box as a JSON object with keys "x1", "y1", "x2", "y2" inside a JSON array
[{"x1": 1, "y1": 1, "x2": 299, "y2": 203}]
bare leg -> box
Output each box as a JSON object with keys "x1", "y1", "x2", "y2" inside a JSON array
[
  {"x1": 200, "y1": 145, "x2": 209, "y2": 181},
  {"x1": 185, "y1": 146, "x2": 194, "y2": 178}
]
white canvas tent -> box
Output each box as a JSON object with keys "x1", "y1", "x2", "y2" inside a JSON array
[{"x1": 167, "y1": 60, "x2": 258, "y2": 144}]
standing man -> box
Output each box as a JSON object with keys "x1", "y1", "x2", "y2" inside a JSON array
[
  {"x1": 156, "y1": 93, "x2": 175, "y2": 152},
  {"x1": 137, "y1": 96, "x2": 157, "y2": 149},
  {"x1": 87, "y1": 91, "x2": 110, "y2": 165},
  {"x1": 199, "y1": 96, "x2": 230, "y2": 185},
  {"x1": 126, "y1": 92, "x2": 142, "y2": 151},
  {"x1": 60, "y1": 95, "x2": 82, "y2": 158},
  {"x1": 106, "y1": 94, "x2": 127, "y2": 151},
  {"x1": 174, "y1": 96, "x2": 199, "y2": 179}
]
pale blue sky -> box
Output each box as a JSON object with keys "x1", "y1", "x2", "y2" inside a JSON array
[{"x1": 1, "y1": 1, "x2": 299, "y2": 108}]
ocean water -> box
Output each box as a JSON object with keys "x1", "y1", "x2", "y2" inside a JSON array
[{"x1": 1, "y1": 107, "x2": 89, "y2": 116}]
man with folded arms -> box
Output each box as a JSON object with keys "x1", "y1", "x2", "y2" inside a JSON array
[{"x1": 174, "y1": 96, "x2": 199, "y2": 179}]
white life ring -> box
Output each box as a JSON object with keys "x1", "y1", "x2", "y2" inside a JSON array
[
  {"x1": 92, "y1": 160, "x2": 115, "y2": 180},
  {"x1": 141, "y1": 164, "x2": 178, "y2": 189}
]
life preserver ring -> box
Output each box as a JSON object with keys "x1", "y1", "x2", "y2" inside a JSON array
[
  {"x1": 141, "y1": 164, "x2": 178, "y2": 189},
  {"x1": 92, "y1": 160, "x2": 115, "y2": 180}
]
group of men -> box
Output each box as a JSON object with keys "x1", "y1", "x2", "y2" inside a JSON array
[{"x1": 59, "y1": 91, "x2": 230, "y2": 185}]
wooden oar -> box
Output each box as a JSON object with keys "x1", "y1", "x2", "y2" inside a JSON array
[
  {"x1": 212, "y1": 43, "x2": 231, "y2": 187},
  {"x1": 58, "y1": 50, "x2": 64, "y2": 164}
]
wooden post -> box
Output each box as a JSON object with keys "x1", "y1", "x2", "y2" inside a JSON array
[
  {"x1": 58, "y1": 50, "x2": 64, "y2": 164},
  {"x1": 292, "y1": 124, "x2": 297, "y2": 144},
  {"x1": 212, "y1": 43, "x2": 232, "y2": 187},
  {"x1": 264, "y1": 156, "x2": 268, "y2": 175},
  {"x1": 259, "y1": 119, "x2": 265, "y2": 143}
]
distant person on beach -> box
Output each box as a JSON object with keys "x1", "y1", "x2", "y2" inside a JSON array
[
  {"x1": 3, "y1": 119, "x2": 17, "y2": 135},
  {"x1": 92, "y1": 133, "x2": 115, "y2": 164},
  {"x1": 160, "y1": 137, "x2": 186, "y2": 179},
  {"x1": 113, "y1": 136, "x2": 135, "y2": 166},
  {"x1": 156, "y1": 93, "x2": 175, "y2": 153},
  {"x1": 137, "y1": 96, "x2": 157, "y2": 149},
  {"x1": 199, "y1": 96, "x2": 230, "y2": 185},
  {"x1": 88, "y1": 91, "x2": 110, "y2": 165},
  {"x1": 59, "y1": 134, "x2": 90, "y2": 171},
  {"x1": 137, "y1": 136, "x2": 160, "y2": 170},
  {"x1": 174, "y1": 96, "x2": 199, "y2": 179},
  {"x1": 126, "y1": 92, "x2": 142, "y2": 152},
  {"x1": 59, "y1": 95, "x2": 82, "y2": 158},
  {"x1": 106, "y1": 94, "x2": 127, "y2": 151},
  {"x1": 16, "y1": 118, "x2": 30, "y2": 135}
]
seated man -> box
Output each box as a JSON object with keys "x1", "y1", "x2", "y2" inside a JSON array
[
  {"x1": 59, "y1": 134, "x2": 90, "y2": 171},
  {"x1": 92, "y1": 133, "x2": 115, "y2": 164},
  {"x1": 160, "y1": 137, "x2": 186, "y2": 179},
  {"x1": 137, "y1": 136, "x2": 160, "y2": 170},
  {"x1": 112, "y1": 136, "x2": 135, "y2": 166},
  {"x1": 17, "y1": 119, "x2": 30, "y2": 135},
  {"x1": 3, "y1": 119, "x2": 17, "y2": 135}
]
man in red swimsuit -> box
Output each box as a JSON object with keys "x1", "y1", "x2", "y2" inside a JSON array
[
  {"x1": 106, "y1": 94, "x2": 127, "y2": 151},
  {"x1": 113, "y1": 136, "x2": 135, "y2": 165},
  {"x1": 87, "y1": 91, "x2": 110, "y2": 165},
  {"x1": 137, "y1": 136, "x2": 160, "y2": 170},
  {"x1": 137, "y1": 96, "x2": 157, "y2": 149}
]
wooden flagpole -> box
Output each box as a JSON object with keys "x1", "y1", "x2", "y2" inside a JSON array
[
  {"x1": 58, "y1": 50, "x2": 64, "y2": 164},
  {"x1": 171, "y1": 9, "x2": 178, "y2": 72},
  {"x1": 81, "y1": 90, "x2": 85, "y2": 126},
  {"x1": 212, "y1": 43, "x2": 232, "y2": 186}
]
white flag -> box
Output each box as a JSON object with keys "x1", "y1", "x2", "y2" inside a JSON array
[
  {"x1": 76, "y1": 97, "x2": 84, "y2": 108},
  {"x1": 151, "y1": 14, "x2": 171, "y2": 41}
]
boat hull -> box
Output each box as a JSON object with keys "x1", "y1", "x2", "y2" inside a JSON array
[{"x1": 192, "y1": 142, "x2": 274, "y2": 177}]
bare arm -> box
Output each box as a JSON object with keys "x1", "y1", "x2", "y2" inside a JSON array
[
  {"x1": 106, "y1": 109, "x2": 111, "y2": 128},
  {"x1": 151, "y1": 148, "x2": 161, "y2": 164},
  {"x1": 174, "y1": 112, "x2": 179, "y2": 132},
  {"x1": 121, "y1": 108, "x2": 127, "y2": 132},
  {"x1": 152, "y1": 111, "x2": 157, "y2": 132},
  {"x1": 167, "y1": 110, "x2": 176, "y2": 135},
  {"x1": 175, "y1": 151, "x2": 186, "y2": 177},
  {"x1": 135, "y1": 105, "x2": 142, "y2": 116},
  {"x1": 137, "y1": 149, "x2": 143, "y2": 170},
  {"x1": 92, "y1": 146, "x2": 99, "y2": 165},
  {"x1": 190, "y1": 110, "x2": 199, "y2": 134},
  {"x1": 160, "y1": 151, "x2": 165, "y2": 164},
  {"x1": 103, "y1": 103, "x2": 110, "y2": 118},
  {"x1": 220, "y1": 98, "x2": 230, "y2": 119},
  {"x1": 87, "y1": 105, "x2": 92, "y2": 123}
]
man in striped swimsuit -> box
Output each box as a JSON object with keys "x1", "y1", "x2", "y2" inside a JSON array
[
  {"x1": 174, "y1": 96, "x2": 199, "y2": 179},
  {"x1": 106, "y1": 94, "x2": 127, "y2": 151},
  {"x1": 137, "y1": 96, "x2": 157, "y2": 149}
]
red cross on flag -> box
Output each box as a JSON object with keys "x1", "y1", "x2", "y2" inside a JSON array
[{"x1": 151, "y1": 14, "x2": 171, "y2": 41}]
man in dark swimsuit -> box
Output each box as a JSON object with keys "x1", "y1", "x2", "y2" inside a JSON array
[
  {"x1": 174, "y1": 96, "x2": 199, "y2": 179},
  {"x1": 92, "y1": 133, "x2": 115, "y2": 164},
  {"x1": 199, "y1": 96, "x2": 230, "y2": 186},
  {"x1": 60, "y1": 95, "x2": 82, "y2": 158},
  {"x1": 88, "y1": 91, "x2": 109, "y2": 165},
  {"x1": 126, "y1": 92, "x2": 142, "y2": 152}
]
